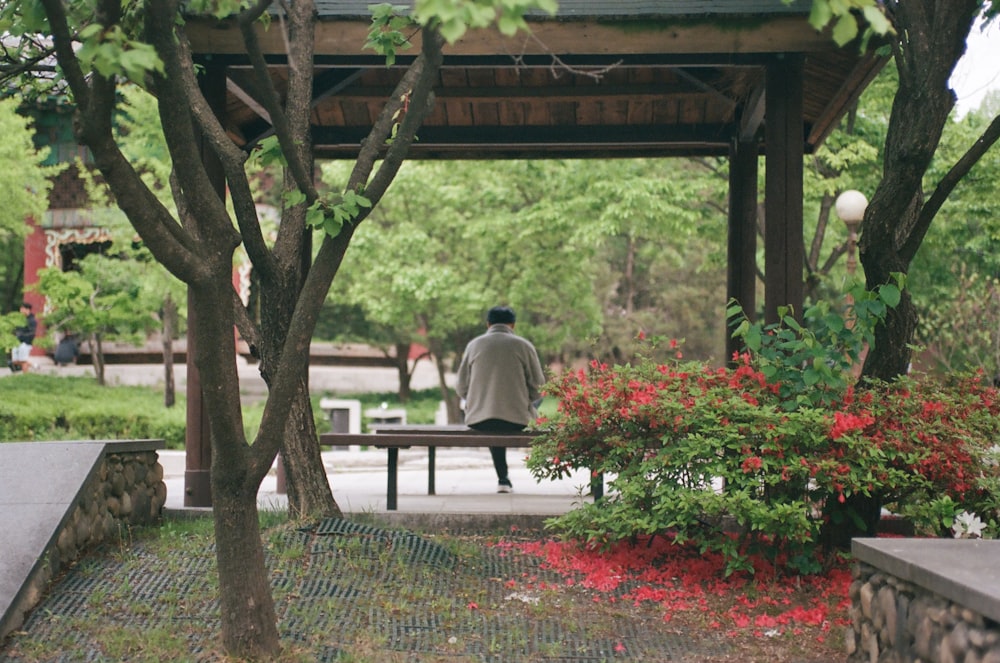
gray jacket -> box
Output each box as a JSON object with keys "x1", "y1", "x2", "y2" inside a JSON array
[{"x1": 456, "y1": 324, "x2": 545, "y2": 426}]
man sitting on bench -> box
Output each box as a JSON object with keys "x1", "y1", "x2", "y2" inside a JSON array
[{"x1": 456, "y1": 305, "x2": 546, "y2": 493}]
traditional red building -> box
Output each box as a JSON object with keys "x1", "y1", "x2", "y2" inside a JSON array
[{"x1": 22, "y1": 103, "x2": 111, "y2": 354}]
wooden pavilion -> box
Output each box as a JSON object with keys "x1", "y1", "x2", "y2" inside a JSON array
[
  {"x1": 182, "y1": 0, "x2": 885, "y2": 504},
  {"x1": 185, "y1": 0, "x2": 884, "y2": 335}
]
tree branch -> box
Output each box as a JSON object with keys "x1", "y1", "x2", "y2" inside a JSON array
[
  {"x1": 356, "y1": 28, "x2": 446, "y2": 206},
  {"x1": 252, "y1": 29, "x2": 447, "y2": 466},
  {"x1": 232, "y1": 289, "x2": 262, "y2": 358},
  {"x1": 38, "y1": 0, "x2": 90, "y2": 107},
  {"x1": 145, "y1": 2, "x2": 251, "y2": 264},
  {"x1": 902, "y1": 112, "x2": 1000, "y2": 262},
  {"x1": 238, "y1": 3, "x2": 316, "y2": 203},
  {"x1": 242, "y1": 1, "x2": 316, "y2": 268}
]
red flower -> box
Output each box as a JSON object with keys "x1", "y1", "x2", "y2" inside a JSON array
[{"x1": 829, "y1": 411, "x2": 874, "y2": 439}]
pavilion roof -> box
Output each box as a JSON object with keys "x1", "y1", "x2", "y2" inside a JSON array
[{"x1": 186, "y1": 0, "x2": 884, "y2": 159}]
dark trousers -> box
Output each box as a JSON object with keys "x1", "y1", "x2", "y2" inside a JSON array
[{"x1": 468, "y1": 418, "x2": 525, "y2": 484}]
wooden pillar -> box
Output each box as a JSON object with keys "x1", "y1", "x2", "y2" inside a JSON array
[
  {"x1": 726, "y1": 137, "x2": 759, "y2": 363},
  {"x1": 764, "y1": 54, "x2": 805, "y2": 325},
  {"x1": 184, "y1": 59, "x2": 227, "y2": 507}
]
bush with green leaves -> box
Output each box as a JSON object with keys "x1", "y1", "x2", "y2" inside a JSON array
[
  {"x1": 0, "y1": 375, "x2": 186, "y2": 447},
  {"x1": 528, "y1": 280, "x2": 999, "y2": 575}
]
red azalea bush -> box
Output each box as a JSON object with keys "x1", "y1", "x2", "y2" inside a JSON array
[
  {"x1": 857, "y1": 374, "x2": 1000, "y2": 529},
  {"x1": 528, "y1": 342, "x2": 1000, "y2": 576}
]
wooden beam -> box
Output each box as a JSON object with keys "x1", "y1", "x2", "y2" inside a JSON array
[
  {"x1": 806, "y1": 50, "x2": 887, "y2": 146},
  {"x1": 186, "y1": 61, "x2": 228, "y2": 508},
  {"x1": 764, "y1": 54, "x2": 805, "y2": 326},
  {"x1": 727, "y1": 136, "x2": 759, "y2": 363},
  {"x1": 312, "y1": 83, "x2": 736, "y2": 103},
  {"x1": 739, "y1": 83, "x2": 766, "y2": 141},
  {"x1": 226, "y1": 77, "x2": 271, "y2": 124},
  {"x1": 311, "y1": 123, "x2": 732, "y2": 146},
  {"x1": 187, "y1": 17, "x2": 841, "y2": 58},
  {"x1": 308, "y1": 125, "x2": 735, "y2": 159}
]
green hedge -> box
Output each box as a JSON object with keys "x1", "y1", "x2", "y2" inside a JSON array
[{"x1": 0, "y1": 375, "x2": 187, "y2": 448}]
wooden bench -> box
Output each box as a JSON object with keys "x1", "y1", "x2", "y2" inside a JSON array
[{"x1": 319, "y1": 424, "x2": 604, "y2": 510}]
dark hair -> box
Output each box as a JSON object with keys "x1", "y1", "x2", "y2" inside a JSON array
[
  {"x1": 487, "y1": 306, "x2": 516, "y2": 325},
  {"x1": 21, "y1": 301, "x2": 32, "y2": 310}
]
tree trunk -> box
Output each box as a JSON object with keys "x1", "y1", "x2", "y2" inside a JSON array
[
  {"x1": 858, "y1": 0, "x2": 978, "y2": 382},
  {"x1": 32, "y1": 0, "x2": 446, "y2": 655},
  {"x1": 162, "y1": 294, "x2": 176, "y2": 408},
  {"x1": 624, "y1": 235, "x2": 636, "y2": 316},
  {"x1": 190, "y1": 275, "x2": 282, "y2": 658},
  {"x1": 257, "y1": 269, "x2": 340, "y2": 519},
  {"x1": 429, "y1": 341, "x2": 461, "y2": 423},
  {"x1": 92, "y1": 333, "x2": 106, "y2": 386},
  {"x1": 820, "y1": 492, "x2": 884, "y2": 552},
  {"x1": 280, "y1": 377, "x2": 341, "y2": 519},
  {"x1": 394, "y1": 342, "x2": 413, "y2": 402},
  {"x1": 212, "y1": 466, "x2": 280, "y2": 657}
]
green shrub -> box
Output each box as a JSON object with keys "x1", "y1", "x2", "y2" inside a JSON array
[{"x1": 0, "y1": 374, "x2": 187, "y2": 448}]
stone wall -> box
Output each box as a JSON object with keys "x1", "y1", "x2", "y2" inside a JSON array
[
  {"x1": 13, "y1": 444, "x2": 166, "y2": 634},
  {"x1": 52, "y1": 448, "x2": 166, "y2": 564},
  {"x1": 849, "y1": 539, "x2": 1000, "y2": 663}
]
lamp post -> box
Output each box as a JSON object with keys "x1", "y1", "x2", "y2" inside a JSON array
[
  {"x1": 835, "y1": 190, "x2": 869, "y2": 375},
  {"x1": 835, "y1": 189, "x2": 868, "y2": 278}
]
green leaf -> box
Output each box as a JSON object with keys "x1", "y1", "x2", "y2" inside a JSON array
[
  {"x1": 726, "y1": 302, "x2": 745, "y2": 320},
  {"x1": 253, "y1": 135, "x2": 287, "y2": 168},
  {"x1": 79, "y1": 23, "x2": 104, "y2": 40},
  {"x1": 807, "y1": 0, "x2": 833, "y2": 31},
  {"x1": 284, "y1": 189, "x2": 308, "y2": 208},
  {"x1": 438, "y1": 18, "x2": 467, "y2": 44},
  {"x1": 831, "y1": 13, "x2": 859, "y2": 46},
  {"x1": 323, "y1": 217, "x2": 345, "y2": 237},
  {"x1": 879, "y1": 284, "x2": 901, "y2": 308},
  {"x1": 861, "y1": 6, "x2": 892, "y2": 36},
  {"x1": 306, "y1": 205, "x2": 325, "y2": 228}
]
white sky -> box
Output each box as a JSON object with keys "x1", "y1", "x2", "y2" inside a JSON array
[{"x1": 952, "y1": 18, "x2": 1000, "y2": 117}]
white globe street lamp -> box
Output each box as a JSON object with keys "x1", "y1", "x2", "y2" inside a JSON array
[{"x1": 835, "y1": 189, "x2": 868, "y2": 276}]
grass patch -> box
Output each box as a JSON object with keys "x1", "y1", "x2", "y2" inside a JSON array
[{"x1": 1, "y1": 516, "x2": 851, "y2": 663}]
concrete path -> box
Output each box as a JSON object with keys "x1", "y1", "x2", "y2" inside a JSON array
[
  {"x1": 8, "y1": 354, "x2": 449, "y2": 400},
  {"x1": 12, "y1": 358, "x2": 592, "y2": 519},
  {"x1": 162, "y1": 445, "x2": 596, "y2": 523}
]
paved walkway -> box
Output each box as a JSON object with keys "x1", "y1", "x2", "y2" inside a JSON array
[
  {"x1": 6, "y1": 353, "x2": 448, "y2": 399},
  {"x1": 12, "y1": 358, "x2": 593, "y2": 520},
  {"x1": 162, "y1": 446, "x2": 596, "y2": 523}
]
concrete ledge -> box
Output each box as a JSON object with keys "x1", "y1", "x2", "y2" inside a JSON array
[
  {"x1": 852, "y1": 538, "x2": 1000, "y2": 623},
  {"x1": 0, "y1": 440, "x2": 165, "y2": 641}
]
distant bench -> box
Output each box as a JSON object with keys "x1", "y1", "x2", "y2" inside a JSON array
[{"x1": 319, "y1": 424, "x2": 604, "y2": 511}]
